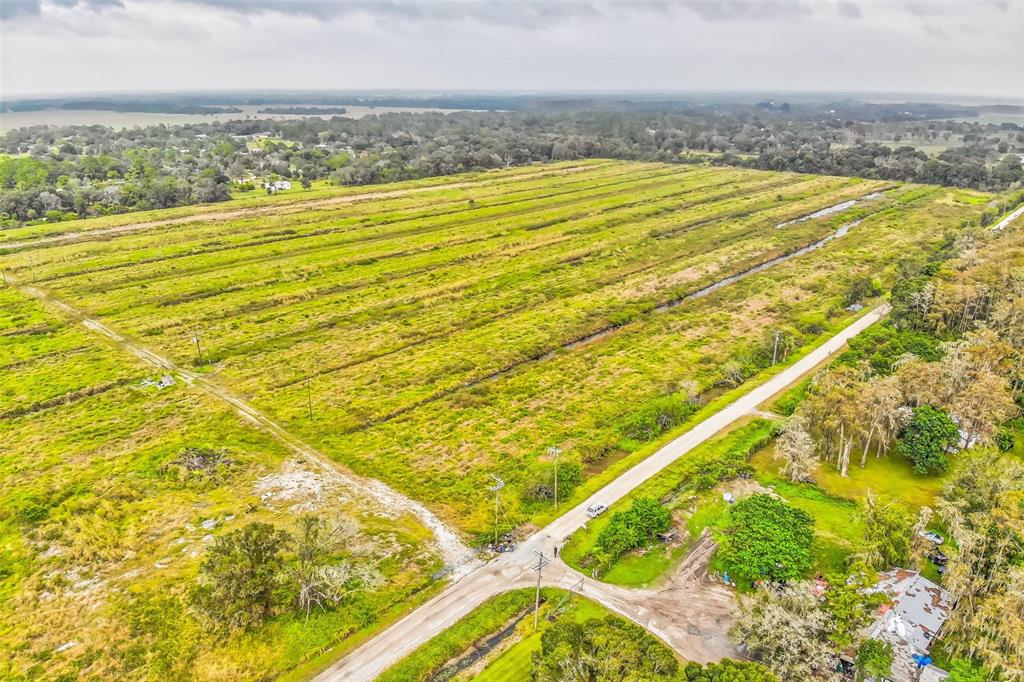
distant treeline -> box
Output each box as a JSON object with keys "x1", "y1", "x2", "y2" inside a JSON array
[
  {"x1": 2, "y1": 92, "x2": 1000, "y2": 120},
  {"x1": 1, "y1": 106, "x2": 1021, "y2": 227},
  {"x1": 257, "y1": 106, "x2": 348, "y2": 115},
  {"x1": 2, "y1": 100, "x2": 242, "y2": 115}
]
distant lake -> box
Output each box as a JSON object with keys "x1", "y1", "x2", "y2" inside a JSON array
[
  {"x1": 0, "y1": 104, "x2": 467, "y2": 133},
  {"x1": 938, "y1": 111, "x2": 1024, "y2": 126}
]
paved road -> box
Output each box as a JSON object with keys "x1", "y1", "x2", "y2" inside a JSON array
[
  {"x1": 314, "y1": 304, "x2": 890, "y2": 681},
  {"x1": 993, "y1": 202, "x2": 1024, "y2": 231}
]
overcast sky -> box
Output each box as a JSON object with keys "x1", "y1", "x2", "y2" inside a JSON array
[{"x1": 1, "y1": 0, "x2": 1022, "y2": 101}]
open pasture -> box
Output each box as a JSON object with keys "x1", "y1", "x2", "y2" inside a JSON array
[
  {"x1": 0, "y1": 287, "x2": 441, "y2": 679},
  {"x1": 1, "y1": 161, "x2": 992, "y2": 533}
]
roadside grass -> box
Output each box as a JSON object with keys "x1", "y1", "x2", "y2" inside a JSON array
[
  {"x1": 377, "y1": 588, "x2": 674, "y2": 682},
  {"x1": 769, "y1": 376, "x2": 812, "y2": 415},
  {"x1": 376, "y1": 589, "x2": 537, "y2": 682},
  {"x1": 469, "y1": 595, "x2": 612, "y2": 681},
  {"x1": 532, "y1": 299, "x2": 880, "y2": 537}
]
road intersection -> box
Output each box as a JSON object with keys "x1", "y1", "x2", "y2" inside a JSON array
[{"x1": 314, "y1": 305, "x2": 890, "y2": 681}]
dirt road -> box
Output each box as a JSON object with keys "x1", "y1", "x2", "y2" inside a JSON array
[
  {"x1": 11, "y1": 280, "x2": 477, "y2": 573},
  {"x1": 314, "y1": 305, "x2": 890, "y2": 681}
]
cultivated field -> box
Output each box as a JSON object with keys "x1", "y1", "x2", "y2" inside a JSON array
[{"x1": 2, "y1": 161, "x2": 992, "y2": 536}]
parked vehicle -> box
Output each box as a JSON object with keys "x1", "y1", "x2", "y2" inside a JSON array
[
  {"x1": 919, "y1": 530, "x2": 945, "y2": 545},
  {"x1": 927, "y1": 550, "x2": 948, "y2": 566},
  {"x1": 585, "y1": 503, "x2": 608, "y2": 518}
]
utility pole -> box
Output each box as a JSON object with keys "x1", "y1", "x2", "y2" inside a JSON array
[
  {"x1": 771, "y1": 329, "x2": 782, "y2": 365},
  {"x1": 531, "y1": 550, "x2": 550, "y2": 629},
  {"x1": 191, "y1": 331, "x2": 204, "y2": 365},
  {"x1": 547, "y1": 446, "x2": 562, "y2": 511},
  {"x1": 488, "y1": 475, "x2": 505, "y2": 547}
]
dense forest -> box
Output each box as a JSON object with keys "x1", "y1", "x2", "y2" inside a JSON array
[{"x1": 1, "y1": 104, "x2": 1022, "y2": 226}]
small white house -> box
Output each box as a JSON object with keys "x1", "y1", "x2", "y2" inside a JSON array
[{"x1": 264, "y1": 180, "x2": 292, "y2": 192}]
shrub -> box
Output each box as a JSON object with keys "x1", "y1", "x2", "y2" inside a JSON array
[
  {"x1": 839, "y1": 322, "x2": 942, "y2": 374},
  {"x1": 947, "y1": 659, "x2": 990, "y2": 682},
  {"x1": 521, "y1": 461, "x2": 583, "y2": 503},
  {"x1": 717, "y1": 494, "x2": 814, "y2": 582},
  {"x1": 536, "y1": 616, "x2": 679, "y2": 680},
  {"x1": 575, "y1": 432, "x2": 621, "y2": 464},
  {"x1": 683, "y1": 660, "x2": 779, "y2": 681},
  {"x1": 995, "y1": 426, "x2": 1015, "y2": 453},
  {"x1": 191, "y1": 522, "x2": 291, "y2": 631},
  {"x1": 619, "y1": 394, "x2": 697, "y2": 442},
  {"x1": 594, "y1": 497, "x2": 671, "y2": 566},
  {"x1": 160, "y1": 446, "x2": 234, "y2": 486},
  {"x1": 856, "y1": 639, "x2": 893, "y2": 681},
  {"x1": 843, "y1": 275, "x2": 882, "y2": 307}
]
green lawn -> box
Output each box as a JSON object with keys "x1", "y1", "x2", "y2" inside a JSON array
[{"x1": 750, "y1": 446, "x2": 950, "y2": 511}]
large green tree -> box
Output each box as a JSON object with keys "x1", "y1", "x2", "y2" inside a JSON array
[
  {"x1": 717, "y1": 494, "x2": 814, "y2": 582},
  {"x1": 896, "y1": 405, "x2": 959, "y2": 474},
  {"x1": 858, "y1": 494, "x2": 914, "y2": 569}
]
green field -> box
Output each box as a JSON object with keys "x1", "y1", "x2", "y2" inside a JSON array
[
  {"x1": 1, "y1": 161, "x2": 992, "y2": 534},
  {"x1": 0, "y1": 288, "x2": 441, "y2": 680},
  {"x1": 0, "y1": 160, "x2": 996, "y2": 678}
]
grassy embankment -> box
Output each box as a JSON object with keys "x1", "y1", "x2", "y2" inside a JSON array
[{"x1": 376, "y1": 588, "x2": 670, "y2": 682}]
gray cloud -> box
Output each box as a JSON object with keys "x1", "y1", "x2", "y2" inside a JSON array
[
  {"x1": 2, "y1": 0, "x2": 1019, "y2": 99},
  {"x1": 1, "y1": 0, "x2": 121, "y2": 20},
  {"x1": 179, "y1": 0, "x2": 819, "y2": 25},
  {"x1": 1, "y1": 0, "x2": 834, "y2": 28},
  {"x1": 837, "y1": 1, "x2": 861, "y2": 19}
]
